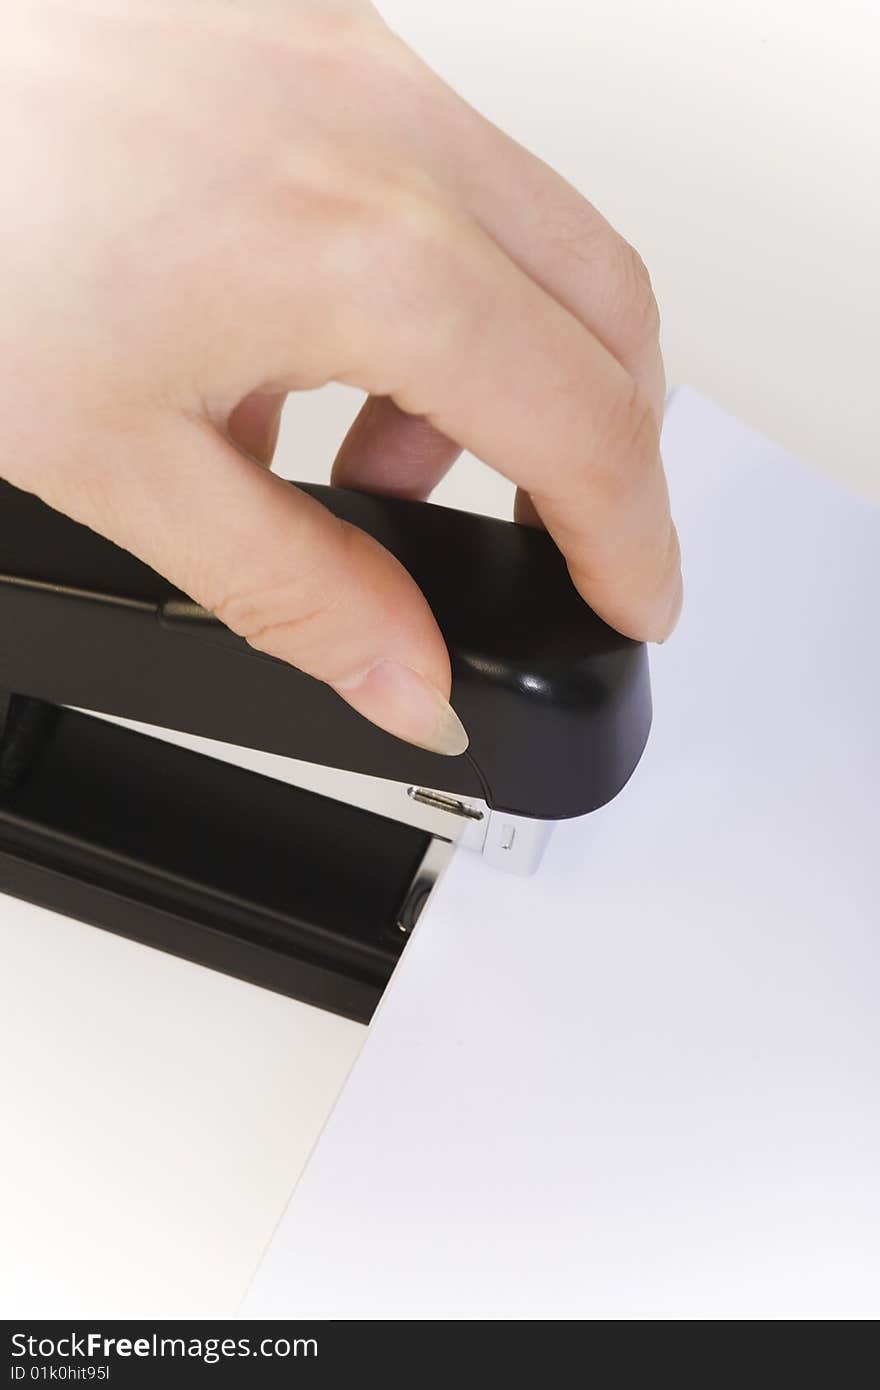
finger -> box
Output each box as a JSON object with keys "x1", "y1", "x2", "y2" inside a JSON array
[
  {"x1": 37, "y1": 415, "x2": 468, "y2": 755},
  {"x1": 226, "y1": 389, "x2": 286, "y2": 467},
  {"x1": 435, "y1": 90, "x2": 666, "y2": 419},
  {"x1": 332, "y1": 394, "x2": 461, "y2": 500},
  {"x1": 326, "y1": 201, "x2": 680, "y2": 642},
  {"x1": 513, "y1": 487, "x2": 542, "y2": 529}
]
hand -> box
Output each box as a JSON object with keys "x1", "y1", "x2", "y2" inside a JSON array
[{"x1": 2, "y1": 0, "x2": 681, "y2": 754}]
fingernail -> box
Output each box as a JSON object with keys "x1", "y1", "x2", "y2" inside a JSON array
[
  {"x1": 657, "y1": 571, "x2": 684, "y2": 643},
  {"x1": 332, "y1": 660, "x2": 469, "y2": 756}
]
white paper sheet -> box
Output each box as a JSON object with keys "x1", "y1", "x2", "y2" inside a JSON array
[{"x1": 244, "y1": 389, "x2": 880, "y2": 1319}]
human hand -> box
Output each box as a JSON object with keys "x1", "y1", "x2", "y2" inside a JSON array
[{"x1": 3, "y1": 0, "x2": 681, "y2": 754}]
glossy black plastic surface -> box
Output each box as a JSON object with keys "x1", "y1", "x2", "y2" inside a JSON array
[
  {"x1": 0, "y1": 696, "x2": 423, "y2": 1021},
  {"x1": 0, "y1": 479, "x2": 652, "y2": 819}
]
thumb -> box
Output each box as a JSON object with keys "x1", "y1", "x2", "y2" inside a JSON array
[{"x1": 46, "y1": 417, "x2": 468, "y2": 756}]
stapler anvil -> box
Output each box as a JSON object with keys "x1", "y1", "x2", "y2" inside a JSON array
[{"x1": 0, "y1": 478, "x2": 651, "y2": 1021}]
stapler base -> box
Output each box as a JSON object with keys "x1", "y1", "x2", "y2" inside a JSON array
[{"x1": 0, "y1": 694, "x2": 446, "y2": 1023}]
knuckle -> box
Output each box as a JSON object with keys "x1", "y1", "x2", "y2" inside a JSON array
[
  {"x1": 216, "y1": 592, "x2": 341, "y2": 675},
  {"x1": 600, "y1": 378, "x2": 661, "y2": 484},
  {"x1": 329, "y1": 186, "x2": 475, "y2": 398},
  {"x1": 349, "y1": 183, "x2": 455, "y2": 281},
  {"x1": 345, "y1": 186, "x2": 412, "y2": 272},
  {"x1": 213, "y1": 571, "x2": 342, "y2": 666},
  {"x1": 553, "y1": 199, "x2": 608, "y2": 268},
  {"x1": 615, "y1": 240, "x2": 661, "y2": 349},
  {"x1": 211, "y1": 515, "x2": 358, "y2": 674},
  {"x1": 273, "y1": 2, "x2": 388, "y2": 74},
  {"x1": 551, "y1": 198, "x2": 661, "y2": 354}
]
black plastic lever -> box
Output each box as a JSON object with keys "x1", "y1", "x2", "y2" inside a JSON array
[{"x1": 0, "y1": 479, "x2": 651, "y2": 820}]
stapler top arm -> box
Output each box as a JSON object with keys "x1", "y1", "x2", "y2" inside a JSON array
[{"x1": 0, "y1": 479, "x2": 651, "y2": 822}]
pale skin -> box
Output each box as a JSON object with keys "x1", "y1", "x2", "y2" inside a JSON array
[{"x1": 3, "y1": 0, "x2": 682, "y2": 755}]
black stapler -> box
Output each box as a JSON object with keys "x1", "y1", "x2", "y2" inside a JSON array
[{"x1": 0, "y1": 479, "x2": 651, "y2": 1021}]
